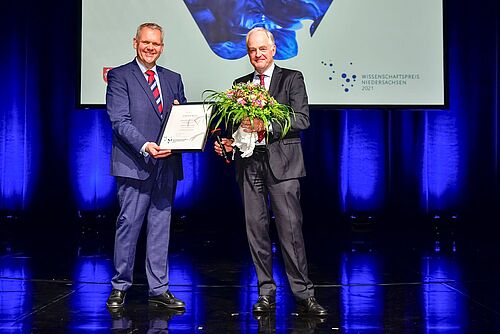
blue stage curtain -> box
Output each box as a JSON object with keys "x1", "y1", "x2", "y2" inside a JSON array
[
  {"x1": 69, "y1": 110, "x2": 115, "y2": 211},
  {"x1": 339, "y1": 110, "x2": 386, "y2": 214},
  {"x1": 0, "y1": 0, "x2": 498, "y2": 224},
  {"x1": 0, "y1": 5, "x2": 41, "y2": 211}
]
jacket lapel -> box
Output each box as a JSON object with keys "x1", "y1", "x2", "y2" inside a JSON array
[
  {"x1": 131, "y1": 62, "x2": 162, "y2": 119},
  {"x1": 268, "y1": 65, "x2": 282, "y2": 97},
  {"x1": 158, "y1": 67, "x2": 175, "y2": 119}
]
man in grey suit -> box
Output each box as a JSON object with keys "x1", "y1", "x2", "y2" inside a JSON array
[
  {"x1": 105, "y1": 22, "x2": 186, "y2": 310},
  {"x1": 214, "y1": 27, "x2": 327, "y2": 316}
]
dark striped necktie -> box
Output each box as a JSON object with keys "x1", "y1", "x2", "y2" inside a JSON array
[{"x1": 145, "y1": 69, "x2": 163, "y2": 113}]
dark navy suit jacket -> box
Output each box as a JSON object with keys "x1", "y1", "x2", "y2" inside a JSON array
[{"x1": 106, "y1": 60, "x2": 186, "y2": 181}]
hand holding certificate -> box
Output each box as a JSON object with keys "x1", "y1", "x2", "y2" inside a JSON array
[{"x1": 157, "y1": 103, "x2": 213, "y2": 151}]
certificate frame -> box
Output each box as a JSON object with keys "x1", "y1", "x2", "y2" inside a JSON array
[{"x1": 157, "y1": 103, "x2": 213, "y2": 151}]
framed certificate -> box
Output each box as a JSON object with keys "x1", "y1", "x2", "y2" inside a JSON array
[{"x1": 157, "y1": 103, "x2": 213, "y2": 151}]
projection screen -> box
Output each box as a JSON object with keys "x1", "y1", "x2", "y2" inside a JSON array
[{"x1": 80, "y1": 0, "x2": 445, "y2": 107}]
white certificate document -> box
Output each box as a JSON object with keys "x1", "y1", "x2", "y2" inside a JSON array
[{"x1": 157, "y1": 103, "x2": 213, "y2": 151}]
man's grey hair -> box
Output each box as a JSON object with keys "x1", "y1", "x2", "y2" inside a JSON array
[
  {"x1": 246, "y1": 27, "x2": 275, "y2": 46},
  {"x1": 136, "y1": 22, "x2": 164, "y2": 42}
]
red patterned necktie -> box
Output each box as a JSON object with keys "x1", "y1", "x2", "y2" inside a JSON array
[
  {"x1": 257, "y1": 74, "x2": 266, "y2": 142},
  {"x1": 145, "y1": 69, "x2": 163, "y2": 113},
  {"x1": 259, "y1": 73, "x2": 265, "y2": 86}
]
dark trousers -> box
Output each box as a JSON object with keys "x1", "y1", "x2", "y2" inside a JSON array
[
  {"x1": 111, "y1": 163, "x2": 176, "y2": 296},
  {"x1": 238, "y1": 149, "x2": 314, "y2": 299}
]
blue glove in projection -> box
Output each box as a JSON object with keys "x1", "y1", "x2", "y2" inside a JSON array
[{"x1": 183, "y1": 0, "x2": 334, "y2": 60}]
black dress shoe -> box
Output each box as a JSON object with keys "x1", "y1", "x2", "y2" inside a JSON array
[
  {"x1": 252, "y1": 295, "x2": 276, "y2": 313},
  {"x1": 296, "y1": 297, "x2": 328, "y2": 316},
  {"x1": 149, "y1": 290, "x2": 186, "y2": 310},
  {"x1": 106, "y1": 289, "x2": 126, "y2": 308}
]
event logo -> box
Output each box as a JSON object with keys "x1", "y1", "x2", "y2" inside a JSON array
[
  {"x1": 103, "y1": 67, "x2": 113, "y2": 83},
  {"x1": 321, "y1": 60, "x2": 422, "y2": 93},
  {"x1": 183, "y1": 0, "x2": 334, "y2": 60},
  {"x1": 321, "y1": 60, "x2": 357, "y2": 93}
]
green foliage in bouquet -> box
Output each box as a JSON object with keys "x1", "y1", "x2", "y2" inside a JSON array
[{"x1": 203, "y1": 82, "x2": 294, "y2": 138}]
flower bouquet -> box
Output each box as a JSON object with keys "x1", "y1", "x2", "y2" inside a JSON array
[{"x1": 204, "y1": 82, "x2": 293, "y2": 157}]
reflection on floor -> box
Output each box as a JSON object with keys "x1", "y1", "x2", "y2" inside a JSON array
[{"x1": 1, "y1": 215, "x2": 500, "y2": 333}]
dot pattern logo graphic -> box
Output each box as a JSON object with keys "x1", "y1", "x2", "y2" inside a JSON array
[{"x1": 321, "y1": 61, "x2": 357, "y2": 93}]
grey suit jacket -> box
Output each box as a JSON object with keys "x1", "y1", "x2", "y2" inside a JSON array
[
  {"x1": 106, "y1": 60, "x2": 187, "y2": 181},
  {"x1": 234, "y1": 65, "x2": 310, "y2": 181}
]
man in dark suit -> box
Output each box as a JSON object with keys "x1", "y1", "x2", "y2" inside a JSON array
[
  {"x1": 105, "y1": 22, "x2": 186, "y2": 310},
  {"x1": 214, "y1": 27, "x2": 327, "y2": 316}
]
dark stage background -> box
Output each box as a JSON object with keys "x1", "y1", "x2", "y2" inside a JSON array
[{"x1": 0, "y1": 1, "x2": 499, "y2": 242}]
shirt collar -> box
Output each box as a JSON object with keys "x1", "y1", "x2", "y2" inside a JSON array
[
  {"x1": 135, "y1": 58, "x2": 158, "y2": 75},
  {"x1": 254, "y1": 62, "x2": 275, "y2": 79}
]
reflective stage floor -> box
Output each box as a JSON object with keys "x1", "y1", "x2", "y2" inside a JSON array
[{"x1": 1, "y1": 215, "x2": 500, "y2": 333}]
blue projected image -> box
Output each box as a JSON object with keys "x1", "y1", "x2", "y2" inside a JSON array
[{"x1": 183, "y1": 0, "x2": 334, "y2": 60}]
